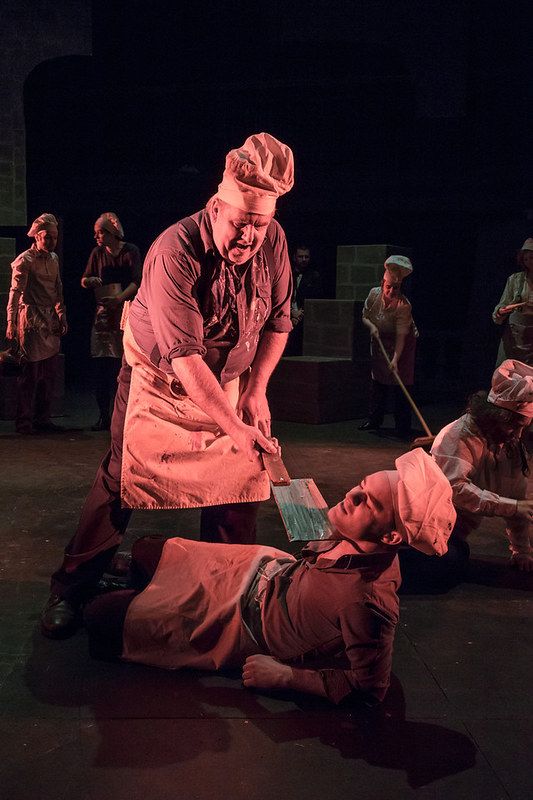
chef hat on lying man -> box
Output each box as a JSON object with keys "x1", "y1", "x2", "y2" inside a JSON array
[
  {"x1": 95, "y1": 211, "x2": 124, "y2": 239},
  {"x1": 27, "y1": 213, "x2": 58, "y2": 237},
  {"x1": 385, "y1": 449, "x2": 456, "y2": 556},
  {"x1": 487, "y1": 359, "x2": 533, "y2": 417},
  {"x1": 384, "y1": 255, "x2": 413, "y2": 281},
  {"x1": 216, "y1": 132, "x2": 294, "y2": 215}
]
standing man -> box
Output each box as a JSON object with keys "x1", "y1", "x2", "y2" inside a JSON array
[
  {"x1": 42, "y1": 132, "x2": 294, "y2": 638},
  {"x1": 286, "y1": 244, "x2": 323, "y2": 355},
  {"x1": 5, "y1": 213, "x2": 67, "y2": 434}
]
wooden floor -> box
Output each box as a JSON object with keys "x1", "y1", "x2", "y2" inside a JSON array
[{"x1": 0, "y1": 392, "x2": 531, "y2": 800}]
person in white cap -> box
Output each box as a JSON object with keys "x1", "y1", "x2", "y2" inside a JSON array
[
  {"x1": 358, "y1": 255, "x2": 418, "y2": 439},
  {"x1": 493, "y1": 238, "x2": 533, "y2": 367},
  {"x1": 81, "y1": 449, "x2": 455, "y2": 705},
  {"x1": 5, "y1": 213, "x2": 67, "y2": 434},
  {"x1": 81, "y1": 212, "x2": 142, "y2": 430},
  {"x1": 401, "y1": 359, "x2": 533, "y2": 588},
  {"x1": 43, "y1": 133, "x2": 295, "y2": 637}
]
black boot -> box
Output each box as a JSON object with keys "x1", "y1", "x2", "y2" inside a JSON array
[{"x1": 41, "y1": 594, "x2": 80, "y2": 639}]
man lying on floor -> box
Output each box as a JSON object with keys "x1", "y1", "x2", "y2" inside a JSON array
[{"x1": 84, "y1": 449, "x2": 455, "y2": 705}]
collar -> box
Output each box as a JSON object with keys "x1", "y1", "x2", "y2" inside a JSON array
[{"x1": 302, "y1": 540, "x2": 397, "y2": 572}]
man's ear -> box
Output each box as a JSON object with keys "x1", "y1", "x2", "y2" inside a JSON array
[
  {"x1": 379, "y1": 530, "x2": 403, "y2": 548},
  {"x1": 211, "y1": 199, "x2": 220, "y2": 222}
]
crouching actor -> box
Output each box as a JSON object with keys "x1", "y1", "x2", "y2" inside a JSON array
[{"x1": 82, "y1": 449, "x2": 455, "y2": 705}]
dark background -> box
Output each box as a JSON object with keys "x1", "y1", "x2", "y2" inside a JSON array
[{"x1": 18, "y1": 0, "x2": 533, "y2": 396}]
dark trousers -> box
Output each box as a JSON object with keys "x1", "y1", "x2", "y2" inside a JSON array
[
  {"x1": 83, "y1": 535, "x2": 166, "y2": 659},
  {"x1": 50, "y1": 358, "x2": 260, "y2": 602},
  {"x1": 369, "y1": 379, "x2": 412, "y2": 435},
  {"x1": 93, "y1": 356, "x2": 121, "y2": 421},
  {"x1": 16, "y1": 354, "x2": 58, "y2": 432}
]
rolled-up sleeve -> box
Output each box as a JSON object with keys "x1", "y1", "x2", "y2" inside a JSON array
[
  {"x1": 7, "y1": 254, "x2": 29, "y2": 325},
  {"x1": 432, "y1": 433, "x2": 521, "y2": 518},
  {"x1": 264, "y1": 222, "x2": 293, "y2": 333},
  {"x1": 317, "y1": 602, "x2": 396, "y2": 705},
  {"x1": 145, "y1": 249, "x2": 206, "y2": 363},
  {"x1": 492, "y1": 274, "x2": 519, "y2": 324}
]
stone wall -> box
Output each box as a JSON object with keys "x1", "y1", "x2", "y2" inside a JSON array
[{"x1": 0, "y1": 0, "x2": 92, "y2": 227}]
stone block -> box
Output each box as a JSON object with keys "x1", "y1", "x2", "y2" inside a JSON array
[
  {"x1": 336, "y1": 245, "x2": 357, "y2": 266},
  {"x1": 353, "y1": 244, "x2": 390, "y2": 263},
  {"x1": 0, "y1": 237, "x2": 15, "y2": 255},
  {"x1": 268, "y1": 356, "x2": 370, "y2": 423},
  {"x1": 336, "y1": 285, "x2": 355, "y2": 300},
  {"x1": 350, "y1": 263, "x2": 382, "y2": 284},
  {"x1": 354, "y1": 284, "x2": 373, "y2": 301},
  {"x1": 336, "y1": 264, "x2": 351, "y2": 285}
]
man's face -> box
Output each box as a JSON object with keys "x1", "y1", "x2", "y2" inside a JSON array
[
  {"x1": 35, "y1": 229, "x2": 58, "y2": 252},
  {"x1": 294, "y1": 248, "x2": 310, "y2": 271},
  {"x1": 210, "y1": 200, "x2": 272, "y2": 265},
  {"x1": 327, "y1": 471, "x2": 396, "y2": 549}
]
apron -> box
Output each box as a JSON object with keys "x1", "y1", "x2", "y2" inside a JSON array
[
  {"x1": 122, "y1": 538, "x2": 291, "y2": 669},
  {"x1": 120, "y1": 320, "x2": 270, "y2": 509},
  {"x1": 17, "y1": 304, "x2": 61, "y2": 362},
  {"x1": 370, "y1": 328, "x2": 416, "y2": 385},
  {"x1": 90, "y1": 283, "x2": 124, "y2": 358},
  {"x1": 497, "y1": 309, "x2": 533, "y2": 366}
]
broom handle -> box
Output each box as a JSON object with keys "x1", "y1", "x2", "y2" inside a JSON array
[{"x1": 374, "y1": 334, "x2": 433, "y2": 438}]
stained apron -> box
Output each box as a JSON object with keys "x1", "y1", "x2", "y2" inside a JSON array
[
  {"x1": 90, "y1": 282, "x2": 124, "y2": 358},
  {"x1": 496, "y1": 309, "x2": 533, "y2": 367},
  {"x1": 122, "y1": 537, "x2": 292, "y2": 669},
  {"x1": 370, "y1": 328, "x2": 416, "y2": 385},
  {"x1": 120, "y1": 320, "x2": 270, "y2": 509}
]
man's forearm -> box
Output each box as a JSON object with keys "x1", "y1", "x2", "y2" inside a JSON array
[
  {"x1": 287, "y1": 666, "x2": 327, "y2": 698},
  {"x1": 171, "y1": 354, "x2": 243, "y2": 436},
  {"x1": 248, "y1": 330, "x2": 288, "y2": 390}
]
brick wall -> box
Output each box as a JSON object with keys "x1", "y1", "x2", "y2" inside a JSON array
[{"x1": 336, "y1": 243, "x2": 412, "y2": 302}]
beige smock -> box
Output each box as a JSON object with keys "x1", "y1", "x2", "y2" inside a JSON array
[
  {"x1": 6, "y1": 246, "x2": 66, "y2": 362},
  {"x1": 120, "y1": 319, "x2": 270, "y2": 509},
  {"x1": 431, "y1": 414, "x2": 531, "y2": 556},
  {"x1": 362, "y1": 287, "x2": 417, "y2": 385},
  {"x1": 122, "y1": 538, "x2": 292, "y2": 669},
  {"x1": 493, "y1": 272, "x2": 533, "y2": 367}
]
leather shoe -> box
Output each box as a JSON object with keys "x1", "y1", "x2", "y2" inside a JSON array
[
  {"x1": 357, "y1": 420, "x2": 380, "y2": 431},
  {"x1": 41, "y1": 594, "x2": 80, "y2": 639}
]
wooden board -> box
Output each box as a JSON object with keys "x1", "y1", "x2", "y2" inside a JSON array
[{"x1": 271, "y1": 478, "x2": 335, "y2": 542}]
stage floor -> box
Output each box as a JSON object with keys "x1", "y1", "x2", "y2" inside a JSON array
[{"x1": 1, "y1": 392, "x2": 531, "y2": 800}]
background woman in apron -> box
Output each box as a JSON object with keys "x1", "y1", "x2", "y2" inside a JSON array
[
  {"x1": 493, "y1": 238, "x2": 533, "y2": 368},
  {"x1": 358, "y1": 255, "x2": 417, "y2": 439},
  {"x1": 81, "y1": 212, "x2": 142, "y2": 430}
]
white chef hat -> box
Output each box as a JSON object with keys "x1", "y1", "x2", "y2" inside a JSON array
[
  {"x1": 520, "y1": 238, "x2": 533, "y2": 251},
  {"x1": 384, "y1": 255, "x2": 413, "y2": 281},
  {"x1": 216, "y1": 132, "x2": 294, "y2": 215},
  {"x1": 27, "y1": 213, "x2": 58, "y2": 237},
  {"x1": 487, "y1": 359, "x2": 533, "y2": 417},
  {"x1": 385, "y1": 449, "x2": 456, "y2": 556},
  {"x1": 95, "y1": 212, "x2": 124, "y2": 239}
]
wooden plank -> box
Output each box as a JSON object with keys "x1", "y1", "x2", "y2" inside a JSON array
[{"x1": 271, "y1": 478, "x2": 336, "y2": 542}]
